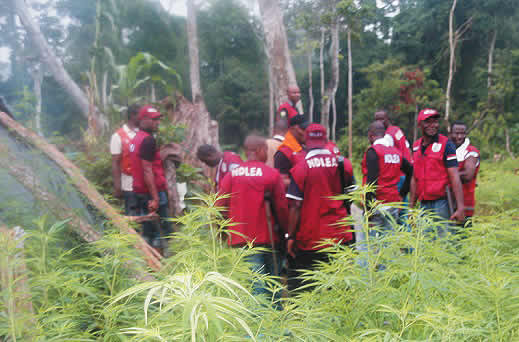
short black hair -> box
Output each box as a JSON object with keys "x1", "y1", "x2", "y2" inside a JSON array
[
  {"x1": 197, "y1": 144, "x2": 218, "y2": 160},
  {"x1": 451, "y1": 120, "x2": 466, "y2": 130},
  {"x1": 128, "y1": 103, "x2": 141, "y2": 120}
]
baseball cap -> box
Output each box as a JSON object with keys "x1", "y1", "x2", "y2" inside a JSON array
[
  {"x1": 417, "y1": 108, "x2": 440, "y2": 122},
  {"x1": 289, "y1": 114, "x2": 310, "y2": 129},
  {"x1": 305, "y1": 123, "x2": 327, "y2": 149},
  {"x1": 138, "y1": 105, "x2": 162, "y2": 120}
]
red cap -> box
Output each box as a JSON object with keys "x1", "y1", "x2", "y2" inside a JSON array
[
  {"x1": 138, "y1": 105, "x2": 162, "y2": 120},
  {"x1": 305, "y1": 123, "x2": 327, "y2": 149},
  {"x1": 417, "y1": 108, "x2": 440, "y2": 122}
]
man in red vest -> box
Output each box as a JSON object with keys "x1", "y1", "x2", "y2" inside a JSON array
[
  {"x1": 374, "y1": 110, "x2": 413, "y2": 163},
  {"x1": 218, "y1": 135, "x2": 288, "y2": 303},
  {"x1": 277, "y1": 86, "x2": 301, "y2": 122},
  {"x1": 362, "y1": 121, "x2": 413, "y2": 235},
  {"x1": 197, "y1": 145, "x2": 242, "y2": 190},
  {"x1": 450, "y1": 120, "x2": 480, "y2": 222},
  {"x1": 131, "y1": 105, "x2": 171, "y2": 248},
  {"x1": 110, "y1": 104, "x2": 140, "y2": 214},
  {"x1": 410, "y1": 109, "x2": 465, "y2": 236},
  {"x1": 286, "y1": 124, "x2": 354, "y2": 291}
]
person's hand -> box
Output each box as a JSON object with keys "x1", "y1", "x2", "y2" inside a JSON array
[
  {"x1": 450, "y1": 208, "x2": 465, "y2": 223},
  {"x1": 148, "y1": 199, "x2": 159, "y2": 213},
  {"x1": 287, "y1": 238, "x2": 296, "y2": 258},
  {"x1": 113, "y1": 186, "x2": 122, "y2": 199}
]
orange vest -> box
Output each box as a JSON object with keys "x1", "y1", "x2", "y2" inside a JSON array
[{"x1": 117, "y1": 127, "x2": 134, "y2": 175}]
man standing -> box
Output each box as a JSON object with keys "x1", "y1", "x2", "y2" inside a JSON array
[
  {"x1": 450, "y1": 120, "x2": 480, "y2": 220},
  {"x1": 218, "y1": 135, "x2": 288, "y2": 302},
  {"x1": 131, "y1": 105, "x2": 171, "y2": 248},
  {"x1": 197, "y1": 145, "x2": 242, "y2": 190},
  {"x1": 362, "y1": 121, "x2": 413, "y2": 234},
  {"x1": 110, "y1": 104, "x2": 139, "y2": 214},
  {"x1": 285, "y1": 124, "x2": 355, "y2": 291},
  {"x1": 374, "y1": 110, "x2": 413, "y2": 164},
  {"x1": 274, "y1": 115, "x2": 309, "y2": 186},
  {"x1": 266, "y1": 119, "x2": 288, "y2": 168},
  {"x1": 277, "y1": 85, "x2": 301, "y2": 121},
  {"x1": 410, "y1": 109, "x2": 465, "y2": 235}
]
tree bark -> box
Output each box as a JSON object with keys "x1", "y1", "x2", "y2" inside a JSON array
[
  {"x1": 307, "y1": 52, "x2": 314, "y2": 122},
  {"x1": 268, "y1": 61, "x2": 275, "y2": 135},
  {"x1": 487, "y1": 29, "x2": 497, "y2": 91},
  {"x1": 445, "y1": 0, "x2": 457, "y2": 130},
  {"x1": 319, "y1": 28, "x2": 326, "y2": 126},
  {"x1": 504, "y1": 126, "x2": 514, "y2": 158},
  {"x1": 347, "y1": 28, "x2": 353, "y2": 158},
  {"x1": 11, "y1": 0, "x2": 108, "y2": 133},
  {"x1": 331, "y1": 97, "x2": 337, "y2": 141},
  {"x1": 186, "y1": 0, "x2": 203, "y2": 103},
  {"x1": 258, "y1": 0, "x2": 301, "y2": 112},
  {"x1": 32, "y1": 63, "x2": 43, "y2": 136},
  {"x1": 0, "y1": 111, "x2": 162, "y2": 270},
  {"x1": 329, "y1": 22, "x2": 340, "y2": 140}
]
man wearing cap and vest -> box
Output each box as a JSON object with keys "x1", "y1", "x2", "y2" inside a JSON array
[
  {"x1": 266, "y1": 119, "x2": 288, "y2": 168},
  {"x1": 277, "y1": 86, "x2": 301, "y2": 122},
  {"x1": 274, "y1": 115, "x2": 309, "y2": 187},
  {"x1": 410, "y1": 109, "x2": 465, "y2": 236},
  {"x1": 218, "y1": 135, "x2": 288, "y2": 303},
  {"x1": 197, "y1": 145, "x2": 242, "y2": 190},
  {"x1": 131, "y1": 105, "x2": 172, "y2": 248},
  {"x1": 285, "y1": 123, "x2": 355, "y2": 291},
  {"x1": 450, "y1": 120, "x2": 480, "y2": 223},
  {"x1": 362, "y1": 121, "x2": 413, "y2": 235},
  {"x1": 110, "y1": 104, "x2": 140, "y2": 214}
]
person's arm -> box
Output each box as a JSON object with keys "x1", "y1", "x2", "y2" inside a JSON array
[
  {"x1": 285, "y1": 175, "x2": 304, "y2": 258},
  {"x1": 365, "y1": 148, "x2": 379, "y2": 210},
  {"x1": 273, "y1": 174, "x2": 289, "y2": 232},
  {"x1": 444, "y1": 140, "x2": 464, "y2": 222},
  {"x1": 139, "y1": 136, "x2": 159, "y2": 212},
  {"x1": 110, "y1": 133, "x2": 123, "y2": 198},
  {"x1": 409, "y1": 176, "x2": 417, "y2": 208},
  {"x1": 274, "y1": 151, "x2": 292, "y2": 187},
  {"x1": 216, "y1": 173, "x2": 232, "y2": 217},
  {"x1": 399, "y1": 157, "x2": 413, "y2": 199},
  {"x1": 459, "y1": 156, "x2": 478, "y2": 184}
]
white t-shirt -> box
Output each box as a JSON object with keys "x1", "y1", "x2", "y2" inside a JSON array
[{"x1": 110, "y1": 124, "x2": 138, "y2": 192}]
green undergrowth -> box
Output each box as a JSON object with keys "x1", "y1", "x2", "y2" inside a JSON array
[{"x1": 1, "y1": 161, "x2": 518, "y2": 341}]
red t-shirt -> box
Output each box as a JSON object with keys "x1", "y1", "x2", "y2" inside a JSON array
[
  {"x1": 217, "y1": 161, "x2": 289, "y2": 246},
  {"x1": 215, "y1": 151, "x2": 242, "y2": 189},
  {"x1": 386, "y1": 125, "x2": 413, "y2": 163},
  {"x1": 287, "y1": 149, "x2": 354, "y2": 250}
]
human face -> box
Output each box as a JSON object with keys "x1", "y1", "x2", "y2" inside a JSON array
[
  {"x1": 288, "y1": 87, "x2": 301, "y2": 104},
  {"x1": 450, "y1": 124, "x2": 467, "y2": 148},
  {"x1": 420, "y1": 116, "x2": 440, "y2": 138},
  {"x1": 202, "y1": 152, "x2": 220, "y2": 167}
]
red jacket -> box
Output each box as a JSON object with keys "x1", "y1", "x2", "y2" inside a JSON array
[
  {"x1": 325, "y1": 141, "x2": 341, "y2": 156},
  {"x1": 131, "y1": 131, "x2": 166, "y2": 194},
  {"x1": 218, "y1": 161, "x2": 289, "y2": 246},
  {"x1": 362, "y1": 141, "x2": 403, "y2": 203},
  {"x1": 458, "y1": 143, "x2": 480, "y2": 216},
  {"x1": 215, "y1": 151, "x2": 242, "y2": 190},
  {"x1": 289, "y1": 149, "x2": 354, "y2": 250},
  {"x1": 412, "y1": 134, "x2": 451, "y2": 201},
  {"x1": 277, "y1": 102, "x2": 299, "y2": 121},
  {"x1": 386, "y1": 125, "x2": 412, "y2": 163}
]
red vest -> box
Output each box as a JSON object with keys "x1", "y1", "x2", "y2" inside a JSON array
[
  {"x1": 386, "y1": 125, "x2": 412, "y2": 163},
  {"x1": 277, "y1": 102, "x2": 299, "y2": 121},
  {"x1": 215, "y1": 151, "x2": 242, "y2": 190},
  {"x1": 412, "y1": 134, "x2": 450, "y2": 201},
  {"x1": 131, "y1": 131, "x2": 166, "y2": 194},
  {"x1": 325, "y1": 141, "x2": 341, "y2": 156},
  {"x1": 116, "y1": 127, "x2": 134, "y2": 175},
  {"x1": 290, "y1": 149, "x2": 354, "y2": 250},
  {"x1": 459, "y1": 145, "x2": 479, "y2": 216},
  {"x1": 362, "y1": 143, "x2": 402, "y2": 203}
]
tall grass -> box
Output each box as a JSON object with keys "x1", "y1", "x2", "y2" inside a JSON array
[{"x1": 0, "y1": 159, "x2": 518, "y2": 341}]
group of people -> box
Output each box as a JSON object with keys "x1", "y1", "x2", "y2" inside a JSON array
[{"x1": 110, "y1": 87, "x2": 480, "y2": 301}]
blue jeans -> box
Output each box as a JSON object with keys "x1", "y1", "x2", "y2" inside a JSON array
[
  {"x1": 244, "y1": 249, "x2": 282, "y2": 308},
  {"x1": 134, "y1": 191, "x2": 172, "y2": 247},
  {"x1": 420, "y1": 198, "x2": 452, "y2": 238},
  {"x1": 369, "y1": 207, "x2": 400, "y2": 239}
]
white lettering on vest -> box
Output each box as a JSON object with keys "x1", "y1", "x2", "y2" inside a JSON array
[
  {"x1": 384, "y1": 154, "x2": 401, "y2": 164},
  {"x1": 306, "y1": 156, "x2": 338, "y2": 168},
  {"x1": 232, "y1": 167, "x2": 263, "y2": 177}
]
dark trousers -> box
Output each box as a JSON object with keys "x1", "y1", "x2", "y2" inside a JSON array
[
  {"x1": 287, "y1": 249, "x2": 330, "y2": 293},
  {"x1": 122, "y1": 191, "x2": 137, "y2": 216},
  {"x1": 132, "y1": 191, "x2": 172, "y2": 247}
]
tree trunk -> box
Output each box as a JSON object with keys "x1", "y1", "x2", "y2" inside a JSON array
[
  {"x1": 268, "y1": 61, "x2": 275, "y2": 135},
  {"x1": 102, "y1": 71, "x2": 108, "y2": 110},
  {"x1": 186, "y1": 0, "x2": 203, "y2": 103},
  {"x1": 11, "y1": 0, "x2": 108, "y2": 133},
  {"x1": 487, "y1": 29, "x2": 497, "y2": 91},
  {"x1": 0, "y1": 111, "x2": 162, "y2": 270},
  {"x1": 504, "y1": 126, "x2": 514, "y2": 158},
  {"x1": 258, "y1": 0, "x2": 301, "y2": 112},
  {"x1": 445, "y1": 0, "x2": 458, "y2": 131},
  {"x1": 331, "y1": 97, "x2": 337, "y2": 141},
  {"x1": 347, "y1": 28, "x2": 353, "y2": 159},
  {"x1": 32, "y1": 64, "x2": 43, "y2": 136},
  {"x1": 319, "y1": 28, "x2": 326, "y2": 126},
  {"x1": 307, "y1": 52, "x2": 314, "y2": 122},
  {"x1": 329, "y1": 22, "x2": 340, "y2": 140}
]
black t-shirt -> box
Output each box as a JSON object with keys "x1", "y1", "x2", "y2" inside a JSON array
[
  {"x1": 139, "y1": 135, "x2": 156, "y2": 162},
  {"x1": 274, "y1": 150, "x2": 292, "y2": 174}
]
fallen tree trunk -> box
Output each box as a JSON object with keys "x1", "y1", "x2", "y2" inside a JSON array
[{"x1": 0, "y1": 111, "x2": 162, "y2": 270}]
